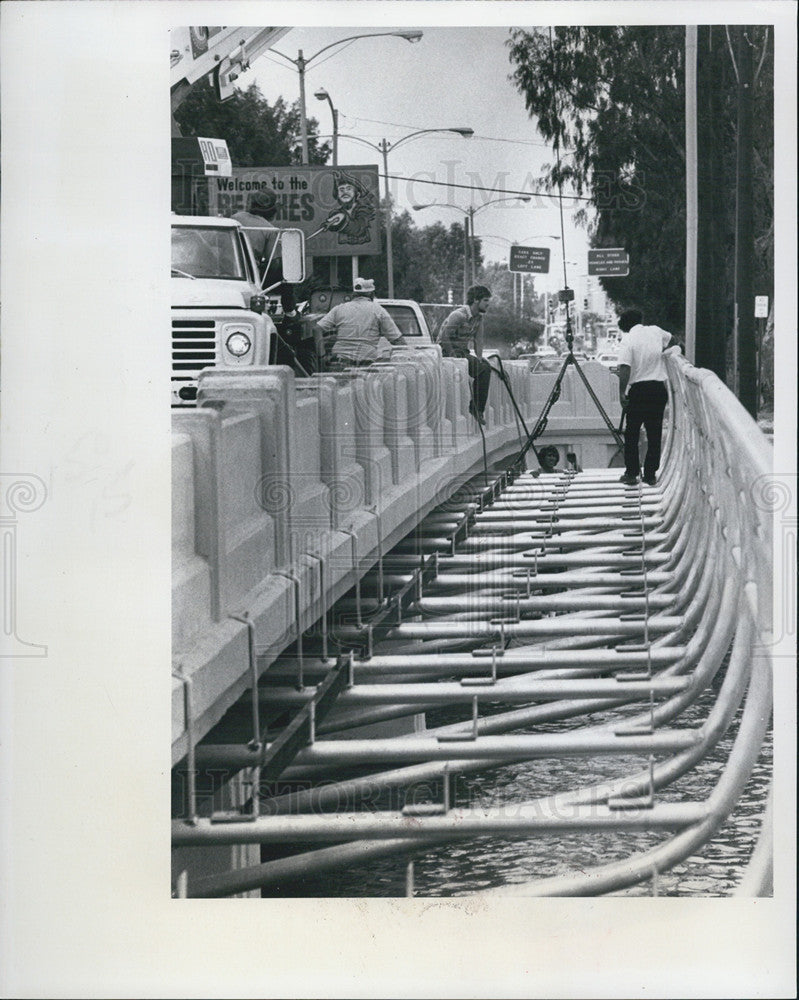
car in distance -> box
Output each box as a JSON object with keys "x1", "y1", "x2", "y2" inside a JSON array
[
  {"x1": 529, "y1": 356, "x2": 565, "y2": 373},
  {"x1": 596, "y1": 352, "x2": 620, "y2": 372}
]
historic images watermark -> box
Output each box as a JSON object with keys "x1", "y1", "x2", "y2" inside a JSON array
[
  {"x1": 751, "y1": 472, "x2": 797, "y2": 652},
  {"x1": 0, "y1": 473, "x2": 48, "y2": 658},
  {"x1": 393, "y1": 161, "x2": 646, "y2": 216}
]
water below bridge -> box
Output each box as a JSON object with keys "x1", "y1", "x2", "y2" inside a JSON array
[{"x1": 264, "y1": 676, "x2": 772, "y2": 898}]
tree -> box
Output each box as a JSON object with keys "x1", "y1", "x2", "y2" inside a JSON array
[
  {"x1": 508, "y1": 27, "x2": 688, "y2": 331},
  {"x1": 476, "y1": 263, "x2": 545, "y2": 350},
  {"x1": 358, "y1": 212, "x2": 481, "y2": 302},
  {"x1": 174, "y1": 79, "x2": 331, "y2": 166},
  {"x1": 507, "y1": 25, "x2": 773, "y2": 373}
]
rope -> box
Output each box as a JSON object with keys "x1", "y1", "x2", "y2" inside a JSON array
[{"x1": 486, "y1": 357, "x2": 534, "y2": 459}]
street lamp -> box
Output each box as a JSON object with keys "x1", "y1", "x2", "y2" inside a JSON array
[
  {"x1": 313, "y1": 89, "x2": 338, "y2": 166},
  {"x1": 413, "y1": 196, "x2": 533, "y2": 297},
  {"x1": 341, "y1": 128, "x2": 474, "y2": 298},
  {"x1": 271, "y1": 31, "x2": 424, "y2": 163}
]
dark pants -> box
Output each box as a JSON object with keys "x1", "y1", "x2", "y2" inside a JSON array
[
  {"x1": 624, "y1": 380, "x2": 668, "y2": 479},
  {"x1": 467, "y1": 355, "x2": 492, "y2": 415}
]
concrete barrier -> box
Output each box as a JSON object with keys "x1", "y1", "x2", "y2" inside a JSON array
[
  {"x1": 171, "y1": 431, "x2": 211, "y2": 652},
  {"x1": 172, "y1": 353, "x2": 629, "y2": 760}
]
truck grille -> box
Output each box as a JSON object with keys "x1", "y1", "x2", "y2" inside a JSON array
[
  {"x1": 172, "y1": 318, "x2": 217, "y2": 405},
  {"x1": 172, "y1": 318, "x2": 217, "y2": 373}
]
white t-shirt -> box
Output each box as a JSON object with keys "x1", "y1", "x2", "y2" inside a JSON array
[{"x1": 616, "y1": 324, "x2": 672, "y2": 384}]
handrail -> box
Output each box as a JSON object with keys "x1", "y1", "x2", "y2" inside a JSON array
[{"x1": 173, "y1": 354, "x2": 774, "y2": 898}]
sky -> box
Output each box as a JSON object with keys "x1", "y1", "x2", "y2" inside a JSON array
[
  {"x1": 244, "y1": 24, "x2": 592, "y2": 293},
  {"x1": 1, "y1": 3, "x2": 795, "y2": 997}
]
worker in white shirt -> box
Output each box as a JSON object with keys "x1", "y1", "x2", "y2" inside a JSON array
[
  {"x1": 615, "y1": 308, "x2": 682, "y2": 486},
  {"x1": 317, "y1": 277, "x2": 407, "y2": 370}
]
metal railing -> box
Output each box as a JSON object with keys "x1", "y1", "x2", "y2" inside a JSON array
[{"x1": 172, "y1": 354, "x2": 774, "y2": 898}]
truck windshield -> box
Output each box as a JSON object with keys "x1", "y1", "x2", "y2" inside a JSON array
[{"x1": 171, "y1": 225, "x2": 247, "y2": 280}]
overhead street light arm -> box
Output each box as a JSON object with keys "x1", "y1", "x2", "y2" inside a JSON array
[
  {"x1": 387, "y1": 127, "x2": 474, "y2": 153},
  {"x1": 271, "y1": 30, "x2": 423, "y2": 70},
  {"x1": 413, "y1": 195, "x2": 532, "y2": 216},
  {"x1": 303, "y1": 30, "x2": 423, "y2": 67},
  {"x1": 332, "y1": 133, "x2": 382, "y2": 154},
  {"x1": 272, "y1": 31, "x2": 424, "y2": 165}
]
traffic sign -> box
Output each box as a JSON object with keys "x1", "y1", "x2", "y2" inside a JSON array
[
  {"x1": 754, "y1": 295, "x2": 769, "y2": 318},
  {"x1": 588, "y1": 247, "x2": 629, "y2": 277},
  {"x1": 509, "y1": 245, "x2": 551, "y2": 273}
]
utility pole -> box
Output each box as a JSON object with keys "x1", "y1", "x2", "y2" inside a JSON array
[
  {"x1": 380, "y1": 141, "x2": 394, "y2": 298},
  {"x1": 735, "y1": 26, "x2": 757, "y2": 416},
  {"x1": 695, "y1": 26, "x2": 727, "y2": 380},
  {"x1": 296, "y1": 51, "x2": 309, "y2": 163},
  {"x1": 468, "y1": 206, "x2": 477, "y2": 284},
  {"x1": 462, "y1": 216, "x2": 469, "y2": 302},
  {"x1": 684, "y1": 25, "x2": 698, "y2": 365}
]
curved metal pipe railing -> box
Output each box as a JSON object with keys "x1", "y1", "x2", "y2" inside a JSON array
[{"x1": 173, "y1": 354, "x2": 774, "y2": 899}]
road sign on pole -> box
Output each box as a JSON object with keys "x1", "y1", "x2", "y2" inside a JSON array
[
  {"x1": 588, "y1": 247, "x2": 629, "y2": 276},
  {"x1": 754, "y1": 295, "x2": 769, "y2": 318},
  {"x1": 509, "y1": 245, "x2": 551, "y2": 273}
]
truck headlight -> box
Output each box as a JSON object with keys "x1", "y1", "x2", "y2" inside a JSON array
[{"x1": 223, "y1": 324, "x2": 254, "y2": 357}]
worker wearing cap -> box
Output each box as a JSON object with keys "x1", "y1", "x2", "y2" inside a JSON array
[
  {"x1": 317, "y1": 278, "x2": 407, "y2": 371},
  {"x1": 234, "y1": 188, "x2": 297, "y2": 317},
  {"x1": 233, "y1": 188, "x2": 279, "y2": 259}
]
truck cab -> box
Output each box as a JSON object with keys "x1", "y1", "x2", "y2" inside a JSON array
[
  {"x1": 171, "y1": 215, "x2": 277, "y2": 405},
  {"x1": 376, "y1": 299, "x2": 434, "y2": 346}
]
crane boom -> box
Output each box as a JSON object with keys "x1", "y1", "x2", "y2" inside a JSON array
[{"x1": 170, "y1": 26, "x2": 291, "y2": 111}]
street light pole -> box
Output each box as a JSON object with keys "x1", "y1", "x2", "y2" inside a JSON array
[
  {"x1": 462, "y1": 213, "x2": 470, "y2": 302},
  {"x1": 296, "y1": 50, "x2": 309, "y2": 163},
  {"x1": 271, "y1": 32, "x2": 423, "y2": 165},
  {"x1": 414, "y1": 196, "x2": 532, "y2": 297},
  {"x1": 324, "y1": 129, "x2": 472, "y2": 297},
  {"x1": 468, "y1": 206, "x2": 476, "y2": 284},
  {"x1": 379, "y1": 140, "x2": 394, "y2": 298},
  {"x1": 314, "y1": 89, "x2": 338, "y2": 165}
]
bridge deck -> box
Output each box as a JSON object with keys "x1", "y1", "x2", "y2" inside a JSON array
[{"x1": 171, "y1": 353, "x2": 773, "y2": 898}]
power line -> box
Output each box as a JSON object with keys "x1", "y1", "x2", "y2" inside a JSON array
[
  {"x1": 345, "y1": 113, "x2": 556, "y2": 150},
  {"x1": 384, "y1": 171, "x2": 593, "y2": 203}
]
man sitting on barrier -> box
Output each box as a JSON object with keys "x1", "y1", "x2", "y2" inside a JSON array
[
  {"x1": 317, "y1": 277, "x2": 407, "y2": 371},
  {"x1": 616, "y1": 308, "x2": 682, "y2": 486},
  {"x1": 436, "y1": 285, "x2": 493, "y2": 426}
]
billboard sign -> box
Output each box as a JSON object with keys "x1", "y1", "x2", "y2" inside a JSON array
[
  {"x1": 208, "y1": 165, "x2": 382, "y2": 256},
  {"x1": 588, "y1": 247, "x2": 629, "y2": 276},
  {"x1": 509, "y1": 245, "x2": 551, "y2": 273}
]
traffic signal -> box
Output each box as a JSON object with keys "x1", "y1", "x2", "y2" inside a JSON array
[{"x1": 583, "y1": 297, "x2": 589, "y2": 310}]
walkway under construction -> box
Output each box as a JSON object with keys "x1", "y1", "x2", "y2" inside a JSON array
[{"x1": 171, "y1": 351, "x2": 774, "y2": 898}]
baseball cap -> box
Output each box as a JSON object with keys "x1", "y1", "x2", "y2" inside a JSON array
[
  {"x1": 353, "y1": 277, "x2": 376, "y2": 294},
  {"x1": 249, "y1": 189, "x2": 278, "y2": 217}
]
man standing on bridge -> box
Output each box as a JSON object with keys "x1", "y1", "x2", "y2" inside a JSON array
[
  {"x1": 615, "y1": 308, "x2": 682, "y2": 486},
  {"x1": 437, "y1": 285, "x2": 493, "y2": 426},
  {"x1": 317, "y1": 277, "x2": 407, "y2": 371}
]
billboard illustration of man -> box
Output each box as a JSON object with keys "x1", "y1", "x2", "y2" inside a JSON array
[{"x1": 321, "y1": 170, "x2": 376, "y2": 246}]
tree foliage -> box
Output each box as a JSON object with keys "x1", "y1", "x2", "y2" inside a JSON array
[
  {"x1": 358, "y1": 212, "x2": 483, "y2": 302},
  {"x1": 174, "y1": 79, "x2": 331, "y2": 166},
  {"x1": 476, "y1": 262, "x2": 545, "y2": 348},
  {"x1": 507, "y1": 25, "x2": 773, "y2": 346}
]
